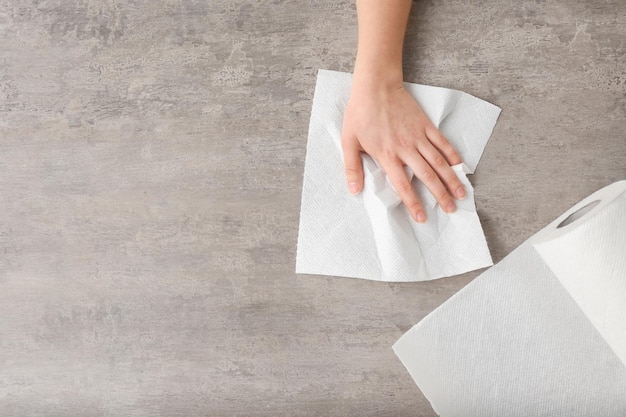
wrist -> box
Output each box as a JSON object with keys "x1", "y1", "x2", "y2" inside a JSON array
[{"x1": 352, "y1": 57, "x2": 404, "y2": 97}]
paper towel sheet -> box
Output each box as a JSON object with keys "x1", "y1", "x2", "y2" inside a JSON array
[
  {"x1": 296, "y1": 70, "x2": 501, "y2": 282},
  {"x1": 393, "y1": 181, "x2": 626, "y2": 417}
]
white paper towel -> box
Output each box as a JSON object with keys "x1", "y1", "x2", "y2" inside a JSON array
[
  {"x1": 393, "y1": 181, "x2": 626, "y2": 416},
  {"x1": 532, "y1": 181, "x2": 626, "y2": 368},
  {"x1": 296, "y1": 69, "x2": 501, "y2": 282}
]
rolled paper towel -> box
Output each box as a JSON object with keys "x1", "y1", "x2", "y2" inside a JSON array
[
  {"x1": 532, "y1": 180, "x2": 626, "y2": 367},
  {"x1": 393, "y1": 180, "x2": 626, "y2": 417}
]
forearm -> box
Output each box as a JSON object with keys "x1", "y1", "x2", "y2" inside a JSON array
[{"x1": 353, "y1": 0, "x2": 412, "y2": 89}]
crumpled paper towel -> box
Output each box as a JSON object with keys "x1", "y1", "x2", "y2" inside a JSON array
[
  {"x1": 393, "y1": 181, "x2": 626, "y2": 416},
  {"x1": 296, "y1": 69, "x2": 501, "y2": 281}
]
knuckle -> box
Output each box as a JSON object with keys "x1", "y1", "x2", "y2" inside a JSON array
[
  {"x1": 448, "y1": 180, "x2": 462, "y2": 192},
  {"x1": 420, "y1": 169, "x2": 436, "y2": 183},
  {"x1": 395, "y1": 180, "x2": 413, "y2": 195},
  {"x1": 442, "y1": 142, "x2": 459, "y2": 158},
  {"x1": 438, "y1": 192, "x2": 452, "y2": 205},
  {"x1": 431, "y1": 154, "x2": 447, "y2": 168},
  {"x1": 397, "y1": 136, "x2": 412, "y2": 150},
  {"x1": 443, "y1": 144, "x2": 458, "y2": 158},
  {"x1": 381, "y1": 147, "x2": 397, "y2": 162},
  {"x1": 450, "y1": 176, "x2": 463, "y2": 187},
  {"x1": 430, "y1": 129, "x2": 446, "y2": 143},
  {"x1": 440, "y1": 140, "x2": 453, "y2": 151},
  {"x1": 406, "y1": 199, "x2": 421, "y2": 212}
]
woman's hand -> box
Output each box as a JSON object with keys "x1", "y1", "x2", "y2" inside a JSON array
[
  {"x1": 341, "y1": 76, "x2": 466, "y2": 223},
  {"x1": 343, "y1": 0, "x2": 466, "y2": 223}
]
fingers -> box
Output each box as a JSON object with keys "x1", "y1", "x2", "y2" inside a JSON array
[
  {"x1": 401, "y1": 148, "x2": 458, "y2": 214},
  {"x1": 415, "y1": 139, "x2": 467, "y2": 201},
  {"x1": 340, "y1": 86, "x2": 466, "y2": 222},
  {"x1": 342, "y1": 131, "x2": 463, "y2": 220},
  {"x1": 425, "y1": 127, "x2": 462, "y2": 166},
  {"x1": 340, "y1": 132, "x2": 364, "y2": 195},
  {"x1": 383, "y1": 160, "x2": 427, "y2": 223}
]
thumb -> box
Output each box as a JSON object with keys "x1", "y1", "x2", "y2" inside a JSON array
[{"x1": 341, "y1": 134, "x2": 364, "y2": 195}]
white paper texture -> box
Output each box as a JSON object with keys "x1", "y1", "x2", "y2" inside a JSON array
[
  {"x1": 393, "y1": 181, "x2": 626, "y2": 416},
  {"x1": 532, "y1": 181, "x2": 626, "y2": 368},
  {"x1": 296, "y1": 69, "x2": 501, "y2": 282}
]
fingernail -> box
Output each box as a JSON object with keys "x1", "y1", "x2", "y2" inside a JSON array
[
  {"x1": 417, "y1": 211, "x2": 426, "y2": 223},
  {"x1": 348, "y1": 182, "x2": 360, "y2": 194},
  {"x1": 446, "y1": 202, "x2": 456, "y2": 213},
  {"x1": 455, "y1": 186, "x2": 466, "y2": 200}
]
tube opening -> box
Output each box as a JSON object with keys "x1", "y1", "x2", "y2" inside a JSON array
[{"x1": 557, "y1": 199, "x2": 601, "y2": 228}]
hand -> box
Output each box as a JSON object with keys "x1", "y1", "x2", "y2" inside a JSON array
[{"x1": 341, "y1": 78, "x2": 466, "y2": 223}]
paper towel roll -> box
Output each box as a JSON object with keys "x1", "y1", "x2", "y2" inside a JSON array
[
  {"x1": 532, "y1": 180, "x2": 626, "y2": 367},
  {"x1": 393, "y1": 181, "x2": 626, "y2": 416}
]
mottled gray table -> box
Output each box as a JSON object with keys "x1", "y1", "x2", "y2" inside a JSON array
[{"x1": 1, "y1": 1, "x2": 624, "y2": 416}]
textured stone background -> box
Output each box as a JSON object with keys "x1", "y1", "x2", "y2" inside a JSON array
[{"x1": 0, "y1": 1, "x2": 624, "y2": 416}]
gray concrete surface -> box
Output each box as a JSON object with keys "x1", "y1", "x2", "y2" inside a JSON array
[{"x1": 1, "y1": 1, "x2": 624, "y2": 416}]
